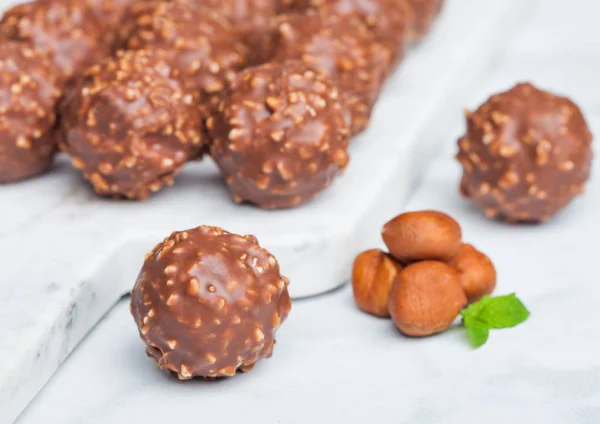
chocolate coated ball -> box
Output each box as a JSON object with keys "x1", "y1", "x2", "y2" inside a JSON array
[
  {"x1": 131, "y1": 226, "x2": 292, "y2": 379},
  {"x1": 457, "y1": 83, "x2": 593, "y2": 222},
  {"x1": 60, "y1": 50, "x2": 203, "y2": 199},
  {"x1": 0, "y1": 43, "x2": 62, "y2": 183},
  {"x1": 208, "y1": 60, "x2": 350, "y2": 209}
]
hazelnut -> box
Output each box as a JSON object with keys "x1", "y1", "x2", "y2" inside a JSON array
[
  {"x1": 388, "y1": 261, "x2": 467, "y2": 337},
  {"x1": 352, "y1": 249, "x2": 404, "y2": 317},
  {"x1": 381, "y1": 210, "x2": 462, "y2": 262},
  {"x1": 449, "y1": 243, "x2": 497, "y2": 303}
]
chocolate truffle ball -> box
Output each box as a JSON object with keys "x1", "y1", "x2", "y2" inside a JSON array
[
  {"x1": 130, "y1": 226, "x2": 292, "y2": 379},
  {"x1": 406, "y1": 0, "x2": 444, "y2": 42},
  {"x1": 457, "y1": 83, "x2": 593, "y2": 223},
  {"x1": 60, "y1": 50, "x2": 203, "y2": 200},
  {"x1": 272, "y1": 12, "x2": 390, "y2": 135},
  {"x1": 279, "y1": 0, "x2": 411, "y2": 67},
  {"x1": 0, "y1": 0, "x2": 112, "y2": 81},
  {"x1": 0, "y1": 43, "x2": 62, "y2": 183},
  {"x1": 120, "y1": 1, "x2": 248, "y2": 117},
  {"x1": 208, "y1": 60, "x2": 351, "y2": 209}
]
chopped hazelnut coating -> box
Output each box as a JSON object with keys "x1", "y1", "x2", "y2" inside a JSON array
[
  {"x1": 279, "y1": 0, "x2": 411, "y2": 67},
  {"x1": 119, "y1": 1, "x2": 248, "y2": 116},
  {"x1": 0, "y1": 0, "x2": 113, "y2": 81},
  {"x1": 59, "y1": 50, "x2": 203, "y2": 200},
  {"x1": 209, "y1": 60, "x2": 351, "y2": 209},
  {"x1": 457, "y1": 83, "x2": 593, "y2": 223},
  {"x1": 0, "y1": 42, "x2": 62, "y2": 183},
  {"x1": 130, "y1": 225, "x2": 292, "y2": 379},
  {"x1": 273, "y1": 12, "x2": 390, "y2": 135}
]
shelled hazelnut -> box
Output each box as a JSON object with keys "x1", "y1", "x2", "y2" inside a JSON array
[
  {"x1": 352, "y1": 249, "x2": 404, "y2": 317},
  {"x1": 450, "y1": 243, "x2": 496, "y2": 303}
]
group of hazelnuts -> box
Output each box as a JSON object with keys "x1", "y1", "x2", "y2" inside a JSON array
[{"x1": 352, "y1": 210, "x2": 496, "y2": 336}]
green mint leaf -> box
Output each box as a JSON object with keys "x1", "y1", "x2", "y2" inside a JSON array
[
  {"x1": 463, "y1": 316, "x2": 489, "y2": 348},
  {"x1": 477, "y1": 293, "x2": 530, "y2": 329},
  {"x1": 461, "y1": 295, "x2": 491, "y2": 321}
]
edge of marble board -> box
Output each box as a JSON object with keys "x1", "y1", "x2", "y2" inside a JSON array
[{"x1": 0, "y1": 2, "x2": 534, "y2": 424}]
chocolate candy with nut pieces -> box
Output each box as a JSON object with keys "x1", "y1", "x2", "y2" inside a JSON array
[
  {"x1": 457, "y1": 82, "x2": 593, "y2": 223},
  {"x1": 0, "y1": 0, "x2": 113, "y2": 81},
  {"x1": 120, "y1": 1, "x2": 248, "y2": 117},
  {"x1": 272, "y1": 12, "x2": 390, "y2": 135},
  {"x1": 208, "y1": 60, "x2": 351, "y2": 209},
  {"x1": 0, "y1": 42, "x2": 62, "y2": 183},
  {"x1": 279, "y1": 0, "x2": 410, "y2": 68},
  {"x1": 130, "y1": 225, "x2": 292, "y2": 379},
  {"x1": 60, "y1": 50, "x2": 203, "y2": 200}
]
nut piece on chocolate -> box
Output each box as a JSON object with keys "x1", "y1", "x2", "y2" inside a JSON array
[
  {"x1": 130, "y1": 225, "x2": 292, "y2": 379},
  {"x1": 279, "y1": 0, "x2": 410, "y2": 67},
  {"x1": 0, "y1": 42, "x2": 62, "y2": 184},
  {"x1": 60, "y1": 50, "x2": 203, "y2": 200},
  {"x1": 0, "y1": 0, "x2": 113, "y2": 81},
  {"x1": 273, "y1": 12, "x2": 390, "y2": 135},
  {"x1": 457, "y1": 83, "x2": 593, "y2": 223},
  {"x1": 120, "y1": 1, "x2": 248, "y2": 116},
  {"x1": 208, "y1": 60, "x2": 351, "y2": 209},
  {"x1": 406, "y1": 0, "x2": 445, "y2": 42}
]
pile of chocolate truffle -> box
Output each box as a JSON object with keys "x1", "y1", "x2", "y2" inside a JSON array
[{"x1": 0, "y1": 0, "x2": 444, "y2": 207}]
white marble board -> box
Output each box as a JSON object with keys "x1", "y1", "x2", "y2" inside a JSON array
[{"x1": 0, "y1": 0, "x2": 532, "y2": 422}]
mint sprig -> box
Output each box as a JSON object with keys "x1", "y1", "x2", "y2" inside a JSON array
[{"x1": 461, "y1": 294, "x2": 530, "y2": 348}]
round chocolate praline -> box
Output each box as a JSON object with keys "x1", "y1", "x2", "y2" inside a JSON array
[
  {"x1": 406, "y1": 0, "x2": 445, "y2": 42},
  {"x1": 457, "y1": 82, "x2": 593, "y2": 223},
  {"x1": 0, "y1": 42, "x2": 62, "y2": 184},
  {"x1": 119, "y1": 1, "x2": 248, "y2": 117},
  {"x1": 208, "y1": 60, "x2": 351, "y2": 210},
  {"x1": 60, "y1": 50, "x2": 203, "y2": 200},
  {"x1": 130, "y1": 225, "x2": 292, "y2": 379},
  {"x1": 272, "y1": 12, "x2": 390, "y2": 135},
  {"x1": 279, "y1": 0, "x2": 411, "y2": 67},
  {"x1": 0, "y1": 0, "x2": 113, "y2": 81}
]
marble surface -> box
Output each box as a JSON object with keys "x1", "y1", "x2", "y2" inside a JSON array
[
  {"x1": 13, "y1": 0, "x2": 600, "y2": 422},
  {"x1": 0, "y1": 0, "x2": 530, "y2": 422}
]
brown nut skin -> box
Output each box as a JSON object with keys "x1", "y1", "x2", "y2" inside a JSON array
[
  {"x1": 59, "y1": 50, "x2": 203, "y2": 200},
  {"x1": 118, "y1": 1, "x2": 249, "y2": 118},
  {"x1": 352, "y1": 249, "x2": 404, "y2": 317},
  {"x1": 381, "y1": 210, "x2": 462, "y2": 263},
  {"x1": 272, "y1": 12, "x2": 391, "y2": 135},
  {"x1": 457, "y1": 83, "x2": 593, "y2": 223},
  {"x1": 0, "y1": 0, "x2": 113, "y2": 82},
  {"x1": 130, "y1": 226, "x2": 292, "y2": 379},
  {"x1": 0, "y1": 42, "x2": 62, "y2": 184},
  {"x1": 388, "y1": 261, "x2": 467, "y2": 337},
  {"x1": 449, "y1": 243, "x2": 496, "y2": 303},
  {"x1": 279, "y1": 0, "x2": 411, "y2": 68},
  {"x1": 208, "y1": 60, "x2": 351, "y2": 210}
]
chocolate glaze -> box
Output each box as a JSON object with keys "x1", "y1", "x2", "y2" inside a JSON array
[
  {"x1": 59, "y1": 50, "x2": 203, "y2": 200},
  {"x1": 208, "y1": 60, "x2": 351, "y2": 209},
  {"x1": 0, "y1": 0, "x2": 113, "y2": 81},
  {"x1": 457, "y1": 83, "x2": 593, "y2": 223},
  {"x1": 272, "y1": 12, "x2": 390, "y2": 135},
  {"x1": 0, "y1": 42, "x2": 62, "y2": 183},
  {"x1": 130, "y1": 226, "x2": 292, "y2": 379}
]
